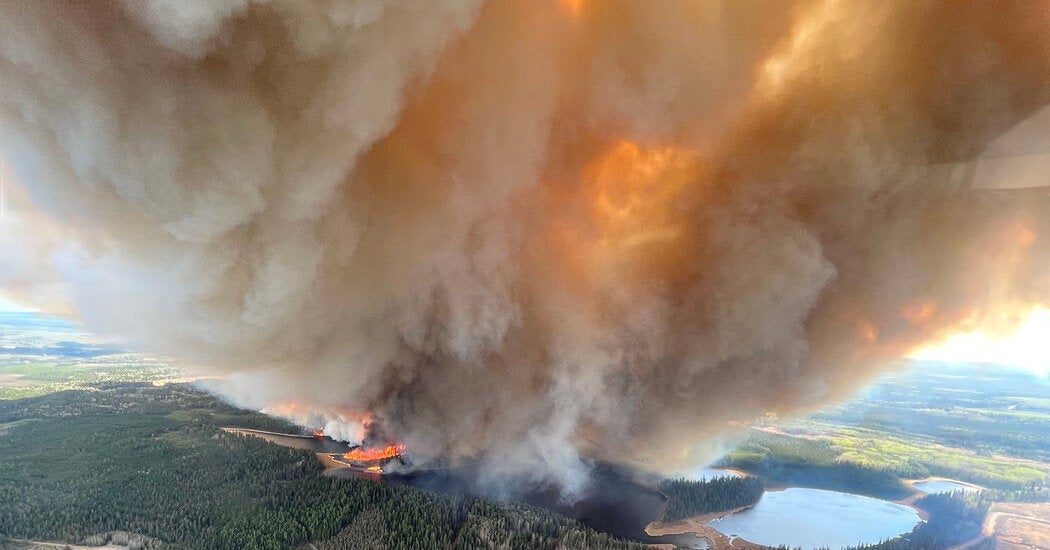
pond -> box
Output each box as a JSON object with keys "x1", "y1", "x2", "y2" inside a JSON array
[
  {"x1": 706, "y1": 487, "x2": 921, "y2": 549},
  {"x1": 913, "y1": 479, "x2": 982, "y2": 494}
]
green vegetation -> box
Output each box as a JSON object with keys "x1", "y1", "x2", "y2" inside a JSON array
[
  {"x1": 741, "y1": 364, "x2": 1050, "y2": 492},
  {"x1": 0, "y1": 359, "x2": 178, "y2": 400},
  {"x1": 723, "y1": 431, "x2": 908, "y2": 499},
  {"x1": 808, "y1": 363, "x2": 1050, "y2": 464},
  {"x1": 0, "y1": 383, "x2": 644, "y2": 550},
  {"x1": 828, "y1": 428, "x2": 1046, "y2": 488},
  {"x1": 658, "y1": 477, "x2": 763, "y2": 522},
  {"x1": 3, "y1": 332, "x2": 1048, "y2": 550}
]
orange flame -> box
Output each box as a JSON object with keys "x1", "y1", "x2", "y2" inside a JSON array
[{"x1": 343, "y1": 443, "x2": 406, "y2": 462}]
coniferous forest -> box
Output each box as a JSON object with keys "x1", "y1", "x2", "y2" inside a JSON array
[
  {"x1": 0, "y1": 383, "x2": 644, "y2": 549},
  {"x1": 658, "y1": 476, "x2": 764, "y2": 521},
  {"x1": 3, "y1": 383, "x2": 1046, "y2": 550}
]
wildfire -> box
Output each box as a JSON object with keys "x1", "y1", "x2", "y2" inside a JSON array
[
  {"x1": 312, "y1": 429, "x2": 325, "y2": 438},
  {"x1": 343, "y1": 443, "x2": 406, "y2": 463}
]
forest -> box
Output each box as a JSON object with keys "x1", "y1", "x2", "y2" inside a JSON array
[
  {"x1": 0, "y1": 383, "x2": 644, "y2": 550},
  {"x1": 723, "y1": 432, "x2": 909, "y2": 499},
  {"x1": 657, "y1": 477, "x2": 764, "y2": 522},
  {"x1": 4, "y1": 383, "x2": 1047, "y2": 550}
]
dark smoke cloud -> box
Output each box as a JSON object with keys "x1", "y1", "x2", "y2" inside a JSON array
[{"x1": 1, "y1": 0, "x2": 1048, "y2": 492}]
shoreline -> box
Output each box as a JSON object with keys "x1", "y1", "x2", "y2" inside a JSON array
[
  {"x1": 221, "y1": 426, "x2": 314, "y2": 439},
  {"x1": 899, "y1": 476, "x2": 985, "y2": 521},
  {"x1": 648, "y1": 472, "x2": 935, "y2": 549},
  {"x1": 4, "y1": 539, "x2": 129, "y2": 550},
  {"x1": 712, "y1": 467, "x2": 751, "y2": 479},
  {"x1": 221, "y1": 426, "x2": 340, "y2": 454},
  {"x1": 645, "y1": 504, "x2": 765, "y2": 550},
  {"x1": 905, "y1": 476, "x2": 986, "y2": 492}
]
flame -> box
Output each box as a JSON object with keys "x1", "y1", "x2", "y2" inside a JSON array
[
  {"x1": 343, "y1": 443, "x2": 406, "y2": 463},
  {"x1": 312, "y1": 429, "x2": 325, "y2": 438}
]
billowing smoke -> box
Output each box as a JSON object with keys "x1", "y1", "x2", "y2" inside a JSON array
[{"x1": 2, "y1": 0, "x2": 1049, "y2": 493}]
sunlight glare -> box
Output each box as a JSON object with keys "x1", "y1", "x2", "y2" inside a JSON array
[{"x1": 910, "y1": 307, "x2": 1050, "y2": 376}]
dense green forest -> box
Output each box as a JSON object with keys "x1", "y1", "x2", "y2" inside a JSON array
[
  {"x1": 723, "y1": 432, "x2": 909, "y2": 499},
  {"x1": 658, "y1": 477, "x2": 764, "y2": 522},
  {"x1": 0, "y1": 383, "x2": 644, "y2": 549}
]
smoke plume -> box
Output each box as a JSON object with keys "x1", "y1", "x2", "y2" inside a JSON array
[{"x1": 2, "y1": 0, "x2": 1049, "y2": 493}]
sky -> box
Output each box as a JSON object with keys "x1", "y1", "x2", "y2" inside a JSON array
[
  {"x1": 911, "y1": 307, "x2": 1050, "y2": 378},
  {"x1": 0, "y1": 296, "x2": 32, "y2": 312}
]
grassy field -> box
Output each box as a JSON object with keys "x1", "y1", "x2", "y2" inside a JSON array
[
  {"x1": 0, "y1": 359, "x2": 179, "y2": 399},
  {"x1": 829, "y1": 429, "x2": 1047, "y2": 487},
  {"x1": 0, "y1": 311, "x2": 179, "y2": 400},
  {"x1": 740, "y1": 362, "x2": 1050, "y2": 491}
]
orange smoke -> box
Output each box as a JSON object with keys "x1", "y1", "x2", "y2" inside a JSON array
[
  {"x1": 901, "y1": 301, "x2": 938, "y2": 326},
  {"x1": 560, "y1": 0, "x2": 585, "y2": 19},
  {"x1": 858, "y1": 320, "x2": 879, "y2": 344},
  {"x1": 544, "y1": 139, "x2": 701, "y2": 293},
  {"x1": 587, "y1": 140, "x2": 699, "y2": 250},
  {"x1": 260, "y1": 402, "x2": 372, "y2": 443}
]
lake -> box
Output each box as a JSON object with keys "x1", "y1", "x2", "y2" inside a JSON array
[
  {"x1": 913, "y1": 479, "x2": 982, "y2": 494},
  {"x1": 706, "y1": 487, "x2": 921, "y2": 549},
  {"x1": 223, "y1": 427, "x2": 352, "y2": 454}
]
